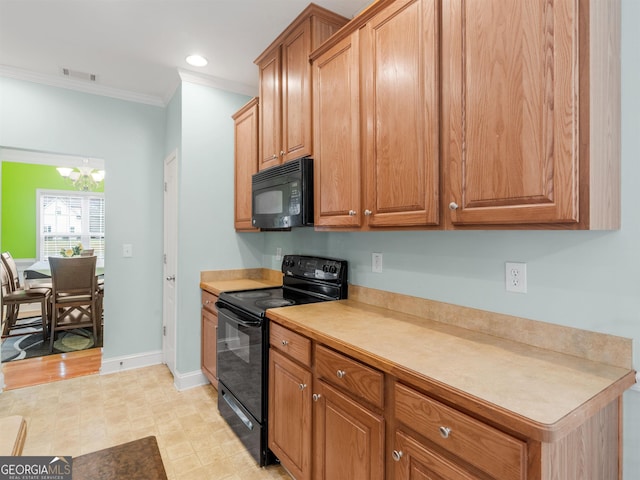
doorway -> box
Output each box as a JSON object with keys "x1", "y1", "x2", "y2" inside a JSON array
[{"x1": 162, "y1": 150, "x2": 178, "y2": 375}]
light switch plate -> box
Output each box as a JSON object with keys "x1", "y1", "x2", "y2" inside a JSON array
[{"x1": 123, "y1": 244, "x2": 133, "y2": 258}]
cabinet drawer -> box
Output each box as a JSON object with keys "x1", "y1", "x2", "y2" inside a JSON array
[
  {"x1": 201, "y1": 290, "x2": 217, "y2": 314},
  {"x1": 315, "y1": 345, "x2": 384, "y2": 409},
  {"x1": 395, "y1": 383, "x2": 525, "y2": 480},
  {"x1": 270, "y1": 322, "x2": 311, "y2": 367}
]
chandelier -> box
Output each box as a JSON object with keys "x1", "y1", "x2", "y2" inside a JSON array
[{"x1": 57, "y1": 159, "x2": 105, "y2": 192}]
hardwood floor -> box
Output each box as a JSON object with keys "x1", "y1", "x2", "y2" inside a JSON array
[{"x1": 2, "y1": 347, "x2": 102, "y2": 390}]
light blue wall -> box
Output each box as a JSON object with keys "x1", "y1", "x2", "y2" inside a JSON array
[
  {"x1": 262, "y1": 0, "x2": 640, "y2": 474},
  {"x1": 0, "y1": 77, "x2": 166, "y2": 359},
  {"x1": 175, "y1": 82, "x2": 263, "y2": 374}
]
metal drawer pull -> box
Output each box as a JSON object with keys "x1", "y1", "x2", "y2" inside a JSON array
[
  {"x1": 364, "y1": 209, "x2": 372, "y2": 216},
  {"x1": 439, "y1": 426, "x2": 451, "y2": 438},
  {"x1": 392, "y1": 450, "x2": 403, "y2": 462},
  {"x1": 336, "y1": 369, "x2": 346, "y2": 379},
  {"x1": 281, "y1": 340, "x2": 289, "y2": 346},
  {"x1": 312, "y1": 394, "x2": 321, "y2": 402},
  {"x1": 299, "y1": 383, "x2": 307, "y2": 391}
]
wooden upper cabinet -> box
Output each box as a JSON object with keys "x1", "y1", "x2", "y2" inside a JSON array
[
  {"x1": 362, "y1": 0, "x2": 439, "y2": 228},
  {"x1": 256, "y1": 4, "x2": 348, "y2": 171},
  {"x1": 313, "y1": 31, "x2": 362, "y2": 228},
  {"x1": 232, "y1": 98, "x2": 259, "y2": 231},
  {"x1": 442, "y1": 0, "x2": 620, "y2": 229},
  {"x1": 257, "y1": 52, "x2": 281, "y2": 171},
  {"x1": 312, "y1": 0, "x2": 439, "y2": 230}
]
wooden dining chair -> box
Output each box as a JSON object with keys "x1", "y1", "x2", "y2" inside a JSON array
[
  {"x1": 48, "y1": 256, "x2": 99, "y2": 352},
  {"x1": 0, "y1": 260, "x2": 50, "y2": 338}
]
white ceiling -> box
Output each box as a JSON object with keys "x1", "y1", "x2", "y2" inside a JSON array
[{"x1": 0, "y1": 0, "x2": 372, "y2": 106}]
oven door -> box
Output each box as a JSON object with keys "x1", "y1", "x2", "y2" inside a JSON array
[{"x1": 216, "y1": 304, "x2": 265, "y2": 422}]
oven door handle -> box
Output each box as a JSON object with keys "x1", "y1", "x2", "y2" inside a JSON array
[{"x1": 216, "y1": 305, "x2": 262, "y2": 328}]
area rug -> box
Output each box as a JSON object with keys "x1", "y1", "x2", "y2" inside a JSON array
[
  {"x1": 73, "y1": 436, "x2": 167, "y2": 480},
  {"x1": 1, "y1": 316, "x2": 101, "y2": 362}
]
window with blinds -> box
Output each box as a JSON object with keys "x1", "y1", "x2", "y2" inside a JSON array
[{"x1": 37, "y1": 190, "x2": 105, "y2": 260}]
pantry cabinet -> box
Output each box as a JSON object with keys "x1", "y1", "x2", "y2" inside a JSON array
[
  {"x1": 255, "y1": 4, "x2": 348, "y2": 171},
  {"x1": 313, "y1": 0, "x2": 439, "y2": 229},
  {"x1": 232, "y1": 98, "x2": 259, "y2": 231},
  {"x1": 200, "y1": 290, "x2": 218, "y2": 388}
]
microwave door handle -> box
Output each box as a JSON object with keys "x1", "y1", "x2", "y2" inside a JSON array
[{"x1": 216, "y1": 305, "x2": 262, "y2": 328}]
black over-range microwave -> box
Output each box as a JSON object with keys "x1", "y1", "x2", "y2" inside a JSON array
[{"x1": 251, "y1": 156, "x2": 313, "y2": 229}]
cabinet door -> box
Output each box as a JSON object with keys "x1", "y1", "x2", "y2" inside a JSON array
[
  {"x1": 313, "y1": 31, "x2": 362, "y2": 228},
  {"x1": 258, "y1": 48, "x2": 282, "y2": 170},
  {"x1": 201, "y1": 307, "x2": 218, "y2": 388},
  {"x1": 282, "y1": 21, "x2": 312, "y2": 163},
  {"x1": 362, "y1": 0, "x2": 439, "y2": 227},
  {"x1": 233, "y1": 98, "x2": 259, "y2": 231},
  {"x1": 313, "y1": 380, "x2": 384, "y2": 480},
  {"x1": 393, "y1": 430, "x2": 478, "y2": 480},
  {"x1": 443, "y1": 0, "x2": 578, "y2": 226},
  {"x1": 269, "y1": 349, "x2": 312, "y2": 480}
]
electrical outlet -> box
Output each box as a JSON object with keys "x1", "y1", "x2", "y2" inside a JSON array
[
  {"x1": 276, "y1": 247, "x2": 282, "y2": 261},
  {"x1": 372, "y1": 253, "x2": 383, "y2": 273},
  {"x1": 505, "y1": 262, "x2": 527, "y2": 293}
]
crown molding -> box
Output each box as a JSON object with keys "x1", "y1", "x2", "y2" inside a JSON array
[
  {"x1": 177, "y1": 69, "x2": 258, "y2": 98},
  {"x1": 0, "y1": 65, "x2": 166, "y2": 107}
]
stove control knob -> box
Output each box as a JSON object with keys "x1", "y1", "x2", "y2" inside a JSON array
[{"x1": 330, "y1": 265, "x2": 337, "y2": 274}]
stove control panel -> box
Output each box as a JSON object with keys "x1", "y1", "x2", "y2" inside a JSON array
[{"x1": 282, "y1": 255, "x2": 347, "y2": 283}]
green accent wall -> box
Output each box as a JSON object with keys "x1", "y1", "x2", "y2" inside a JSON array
[{"x1": 1, "y1": 161, "x2": 104, "y2": 258}]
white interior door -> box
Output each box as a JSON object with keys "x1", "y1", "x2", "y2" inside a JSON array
[{"x1": 163, "y1": 151, "x2": 178, "y2": 375}]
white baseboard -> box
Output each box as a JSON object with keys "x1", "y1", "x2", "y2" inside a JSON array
[
  {"x1": 100, "y1": 350, "x2": 163, "y2": 375},
  {"x1": 173, "y1": 369, "x2": 210, "y2": 391}
]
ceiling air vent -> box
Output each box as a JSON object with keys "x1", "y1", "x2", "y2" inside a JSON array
[{"x1": 61, "y1": 68, "x2": 97, "y2": 82}]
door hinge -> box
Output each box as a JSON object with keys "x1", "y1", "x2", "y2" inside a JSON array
[
  {"x1": 164, "y1": 182, "x2": 168, "y2": 192},
  {"x1": 163, "y1": 253, "x2": 167, "y2": 264},
  {"x1": 163, "y1": 326, "x2": 166, "y2": 336}
]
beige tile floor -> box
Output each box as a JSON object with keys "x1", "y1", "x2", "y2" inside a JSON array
[{"x1": 0, "y1": 365, "x2": 291, "y2": 480}]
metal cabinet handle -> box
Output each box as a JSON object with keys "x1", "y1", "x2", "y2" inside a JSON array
[
  {"x1": 280, "y1": 151, "x2": 285, "y2": 157},
  {"x1": 312, "y1": 393, "x2": 322, "y2": 402},
  {"x1": 392, "y1": 450, "x2": 403, "y2": 462},
  {"x1": 299, "y1": 383, "x2": 307, "y2": 391},
  {"x1": 336, "y1": 369, "x2": 346, "y2": 379},
  {"x1": 281, "y1": 340, "x2": 289, "y2": 346},
  {"x1": 364, "y1": 209, "x2": 372, "y2": 216},
  {"x1": 439, "y1": 426, "x2": 451, "y2": 439},
  {"x1": 448, "y1": 202, "x2": 459, "y2": 210},
  {"x1": 348, "y1": 210, "x2": 356, "y2": 216},
  {"x1": 271, "y1": 154, "x2": 278, "y2": 160}
]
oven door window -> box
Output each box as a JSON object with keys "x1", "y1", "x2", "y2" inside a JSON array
[{"x1": 217, "y1": 307, "x2": 264, "y2": 422}]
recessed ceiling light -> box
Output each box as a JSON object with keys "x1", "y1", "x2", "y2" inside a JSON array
[{"x1": 186, "y1": 55, "x2": 208, "y2": 67}]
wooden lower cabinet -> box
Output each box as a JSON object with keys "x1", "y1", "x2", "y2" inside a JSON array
[
  {"x1": 268, "y1": 320, "x2": 625, "y2": 480},
  {"x1": 313, "y1": 380, "x2": 384, "y2": 480},
  {"x1": 201, "y1": 290, "x2": 218, "y2": 388},
  {"x1": 269, "y1": 348, "x2": 313, "y2": 480}
]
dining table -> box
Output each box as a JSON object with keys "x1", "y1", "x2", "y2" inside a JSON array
[{"x1": 24, "y1": 257, "x2": 105, "y2": 280}]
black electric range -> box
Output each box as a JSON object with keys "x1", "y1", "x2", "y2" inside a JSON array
[{"x1": 215, "y1": 255, "x2": 348, "y2": 466}]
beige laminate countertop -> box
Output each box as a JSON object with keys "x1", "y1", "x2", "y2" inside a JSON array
[
  {"x1": 267, "y1": 298, "x2": 636, "y2": 442},
  {"x1": 200, "y1": 267, "x2": 282, "y2": 295},
  {"x1": 200, "y1": 278, "x2": 280, "y2": 296}
]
